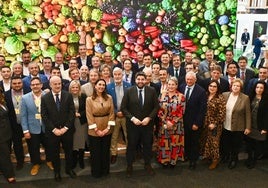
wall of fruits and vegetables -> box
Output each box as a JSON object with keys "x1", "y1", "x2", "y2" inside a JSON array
[{"x1": 0, "y1": 0, "x2": 237, "y2": 63}]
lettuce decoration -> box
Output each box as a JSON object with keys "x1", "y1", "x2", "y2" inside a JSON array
[
  {"x1": 42, "y1": 46, "x2": 59, "y2": 61},
  {"x1": 67, "y1": 33, "x2": 80, "y2": 43},
  {"x1": 19, "y1": 0, "x2": 42, "y2": 6},
  {"x1": 91, "y1": 9, "x2": 103, "y2": 22},
  {"x1": 4, "y1": 36, "x2": 24, "y2": 55}
]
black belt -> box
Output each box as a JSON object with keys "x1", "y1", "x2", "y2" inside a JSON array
[{"x1": 93, "y1": 114, "x2": 109, "y2": 117}]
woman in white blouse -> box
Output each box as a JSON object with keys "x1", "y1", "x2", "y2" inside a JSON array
[{"x1": 221, "y1": 78, "x2": 251, "y2": 169}]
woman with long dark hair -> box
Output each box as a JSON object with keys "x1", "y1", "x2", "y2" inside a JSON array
[
  {"x1": 200, "y1": 80, "x2": 226, "y2": 170},
  {"x1": 86, "y1": 79, "x2": 115, "y2": 178},
  {"x1": 0, "y1": 89, "x2": 16, "y2": 183},
  {"x1": 245, "y1": 81, "x2": 268, "y2": 168}
]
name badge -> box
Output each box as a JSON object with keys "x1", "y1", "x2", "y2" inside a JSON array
[
  {"x1": 35, "y1": 113, "x2": 41, "y2": 120},
  {"x1": 15, "y1": 108, "x2": 20, "y2": 115}
]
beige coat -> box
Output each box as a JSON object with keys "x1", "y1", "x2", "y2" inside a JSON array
[
  {"x1": 86, "y1": 95, "x2": 115, "y2": 136},
  {"x1": 223, "y1": 92, "x2": 251, "y2": 131}
]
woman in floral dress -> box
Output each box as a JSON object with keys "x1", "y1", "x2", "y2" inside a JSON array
[{"x1": 157, "y1": 77, "x2": 185, "y2": 168}]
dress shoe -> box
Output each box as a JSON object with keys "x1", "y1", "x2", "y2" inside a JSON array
[
  {"x1": 169, "y1": 164, "x2": 176, "y2": 169},
  {"x1": 31, "y1": 164, "x2": 41, "y2": 176},
  {"x1": 46, "y1": 162, "x2": 54, "y2": 170},
  {"x1": 126, "y1": 165, "x2": 133, "y2": 178},
  {"x1": 66, "y1": 170, "x2": 77, "y2": 178},
  {"x1": 7, "y1": 177, "x2": 16, "y2": 184},
  {"x1": 209, "y1": 160, "x2": 219, "y2": 170},
  {"x1": 144, "y1": 164, "x2": 155, "y2": 175},
  {"x1": 54, "y1": 172, "x2": 62, "y2": 182},
  {"x1": 228, "y1": 160, "x2": 237, "y2": 169},
  {"x1": 110, "y1": 155, "x2": 117, "y2": 164},
  {"x1": 16, "y1": 163, "x2": 24, "y2": 170},
  {"x1": 220, "y1": 156, "x2": 229, "y2": 164}
]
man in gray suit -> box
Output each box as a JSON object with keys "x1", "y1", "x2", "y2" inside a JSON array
[{"x1": 121, "y1": 72, "x2": 159, "y2": 177}]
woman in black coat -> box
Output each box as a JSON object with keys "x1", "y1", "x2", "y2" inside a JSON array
[
  {"x1": 0, "y1": 89, "x2": 16, "y2": 183},
  {"x1": 245, "y1": 81, "x2": 268, "y2": 168}
]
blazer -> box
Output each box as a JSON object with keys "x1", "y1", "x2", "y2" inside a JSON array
[
  {"x1": 167, "y1": 66, "x2": 186, "y2": 86},
  {"x1": 22, "y1": 74, "x2": 48, "y2": 93},
  {"x1": 223, "y1": 92, "x2": 251, "y2": 131},
  {"x1": 5, "y1": 89, "x2": 26, "y2": 134},
  {"x1": 241, "y1": 32, "x2": 250, "y2": 44},
  {"x1": 200, "y1": 78, "x2": 229, "y2": 93},
  {"x1": 121, "y1": 85, "x2": 159, "y2": 126},
  {"x1": 255, "y1": 96, "x2": 268, "y2": 131},
  {"x1": 41, "y1": 90, "x2": 75, "y2": 134},
  {"x1": 75, "y1": 93, "x2": 87, "y2": 125},
  {"x1": 76, "y1": 56, "x2": 92, "y2": 69},
  {"x1": 20, "y1": 92, "x2": 46, "y2": 134},
  {"x1": 179, "y1": 83, "x2": 207, "y2": 128},
  {"x1": 0, "y1": 80, "x2": 10, "y2": 92},
  {"x1": 0, "y1": 105, "x2": 12, "y2": 143},
  {"x1": 107, "y1": 81, "x2": 131, "y2": 113},
  {"x1": 236, "y1": 68, "x2": 255, "y2": 89}
]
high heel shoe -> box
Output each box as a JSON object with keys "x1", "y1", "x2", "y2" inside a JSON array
[{"x1": 7, "y1": 177, "x2": 16, "y2": 184}]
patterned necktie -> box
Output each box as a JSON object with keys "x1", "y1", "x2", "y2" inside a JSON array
[
  {"x1": 55, "y1": 93, "x2": 60, "y2": 110},
  {"x1": 241, "y1": 71, "x2": 245, "y2": 81}
]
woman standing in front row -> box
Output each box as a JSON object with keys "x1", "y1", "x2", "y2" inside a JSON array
[
  {"x1": 157, "y1": 77, "x2": 185, "y2": 168},
  {"x1": 245, "y1": 81, "x2": 268, "y2": 169},
  {"x1": 69, "y1": 80, "x2": 88, "y2": 169},
  {"x1": 201, "y1": 80, "x2": 226, "y2": 170},
  {"x1": 222, "y1": 78, "x2": 251, "y2": 169},
  {"x1": 0, "y1": 90, "x2": 16, "y2": 183},
  {"x1": 86, "y1": 79, "x2": 115, "y2": 178}
]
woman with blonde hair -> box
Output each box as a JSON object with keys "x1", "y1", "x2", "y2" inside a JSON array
[{"x1": 69, "y1": 80, "x2": 88, "y2": 169}]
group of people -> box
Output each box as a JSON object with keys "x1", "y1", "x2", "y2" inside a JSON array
[{"x1": 0, "y1": 46, "x2": 268, "y2": 183}]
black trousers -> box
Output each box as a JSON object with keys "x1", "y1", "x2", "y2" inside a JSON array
[
  {"x1": 47, "y1": 131, "x2": 73, "y2": 173},
  {"x1": 221, "y1": 129, "x2": 243, "y2": 161},
  {"x1": 0, "y1": 140, "x2": 15, "y2": 178},
  {"x1": 184, "y1": 127, "x2": 200, "y2": 162},
  {"x1": 11, "y1": 124, "x2": 24, "y2": 164},
  {"x1": 126, "y1": 124, "x2": 153, "y2": 165},
  {"x1": 245, "y1": 136, "x2": 264, "y2": 161},
  {"x1": 89, "y1": 134, "x2": 111, "y2": 178},
  {"x1": 26, "y1": 132, "x2": 50, "y2": 165}
]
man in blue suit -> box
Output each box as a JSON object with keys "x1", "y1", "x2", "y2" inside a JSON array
[
  {"x1": 107, "y1": 67, "x2": 131, "y2": 164},
  {"x1": 179, "y1": 71, "x2": 207, "y2": 170},
  {"x1": 20, "y1": 77, "x2": 53, "y2": 176},
  {"x1": 22, "y1": 62, "x2": 48, "y2": 93}
]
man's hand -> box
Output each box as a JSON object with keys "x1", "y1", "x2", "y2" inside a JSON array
[
  {"x1": 60, "y1": 128, "x2": 67, "y2": 135},
  {"x1": 208, "y1": 124, "x2": 216, "y2": 130},
  {"x1": 53, "y1": 129, "x2": 62, "y2": 136},
  {"x1": 116, "y1": 111, "x2": 124, "y2": 118},
  {"x1": 244, "y1": 128, "x2": 251, "y2": 135},
  {"x1": 192, "y1": 124, "x2": 199, "y2": 131},
  {"x1": 24, "y1": 132, "x2": 31, "y2": 139},
  {"x1": 141, "y1": 117, "x2": 151, "y2": 126},
  {"x1": 132, "y1": 117, "x2": 142, "y2": 126},
  {"x1": 75, "y1": 112, "x2": 81, "y2": 118}
]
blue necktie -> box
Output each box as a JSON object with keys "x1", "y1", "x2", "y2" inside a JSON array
[
  {"x1": 55, "y1": 94, "x2": 60, "y2": 110},
  {"x1": 139, "y1": 89, "x2": 143, "y2": 107}
]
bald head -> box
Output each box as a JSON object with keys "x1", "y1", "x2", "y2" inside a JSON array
[{"x1": 50, "y1": 76, "x2": 62, "y2": 93}]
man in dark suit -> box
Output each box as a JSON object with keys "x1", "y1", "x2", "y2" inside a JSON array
[
  {"x1": 22, "y1": 62, "x2": 48, "y2": 93},
  {"x1": 200, "y1": 65, "x2": 230, "y2": 93},
  {"x1": 76, "y1": 44, "x2": 92, "y2": 69},
  {"x1": 236, "y1": 56, "x2": 255, "y2": 92},
  {"x1": 5, "y1": 76, "x2": 25, "y2": 170},
  {"x1": 167, "y1": 54, "x2": 186, "y2": 88},
  {"x1": 179, "y1": 71, "x2": 207, "y2": 170},
  {"x1": 0, "y1": 66, "x2": 12, "y2": 92},
  {"x1": 41, "y1": 76, "x2": 75, "y2": 181},
  {"x1": 219, "y1": 50, "x2": 238, "y2": 76},
  {"x1": 245, "y1": 67, "x2": 268, "y2": 95},
  {"x1": 121, "y1": 72, "x2": 159, "y2": 177},
  {"x1": 241, "y1": 28, "x2": 250, "y2": 52},
  {"x1": 53, "y1": 53, "x2": 69, "y2": 74},
  {"x1": 107, "y1": 67, "x2": 131, "y2": 164}
]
